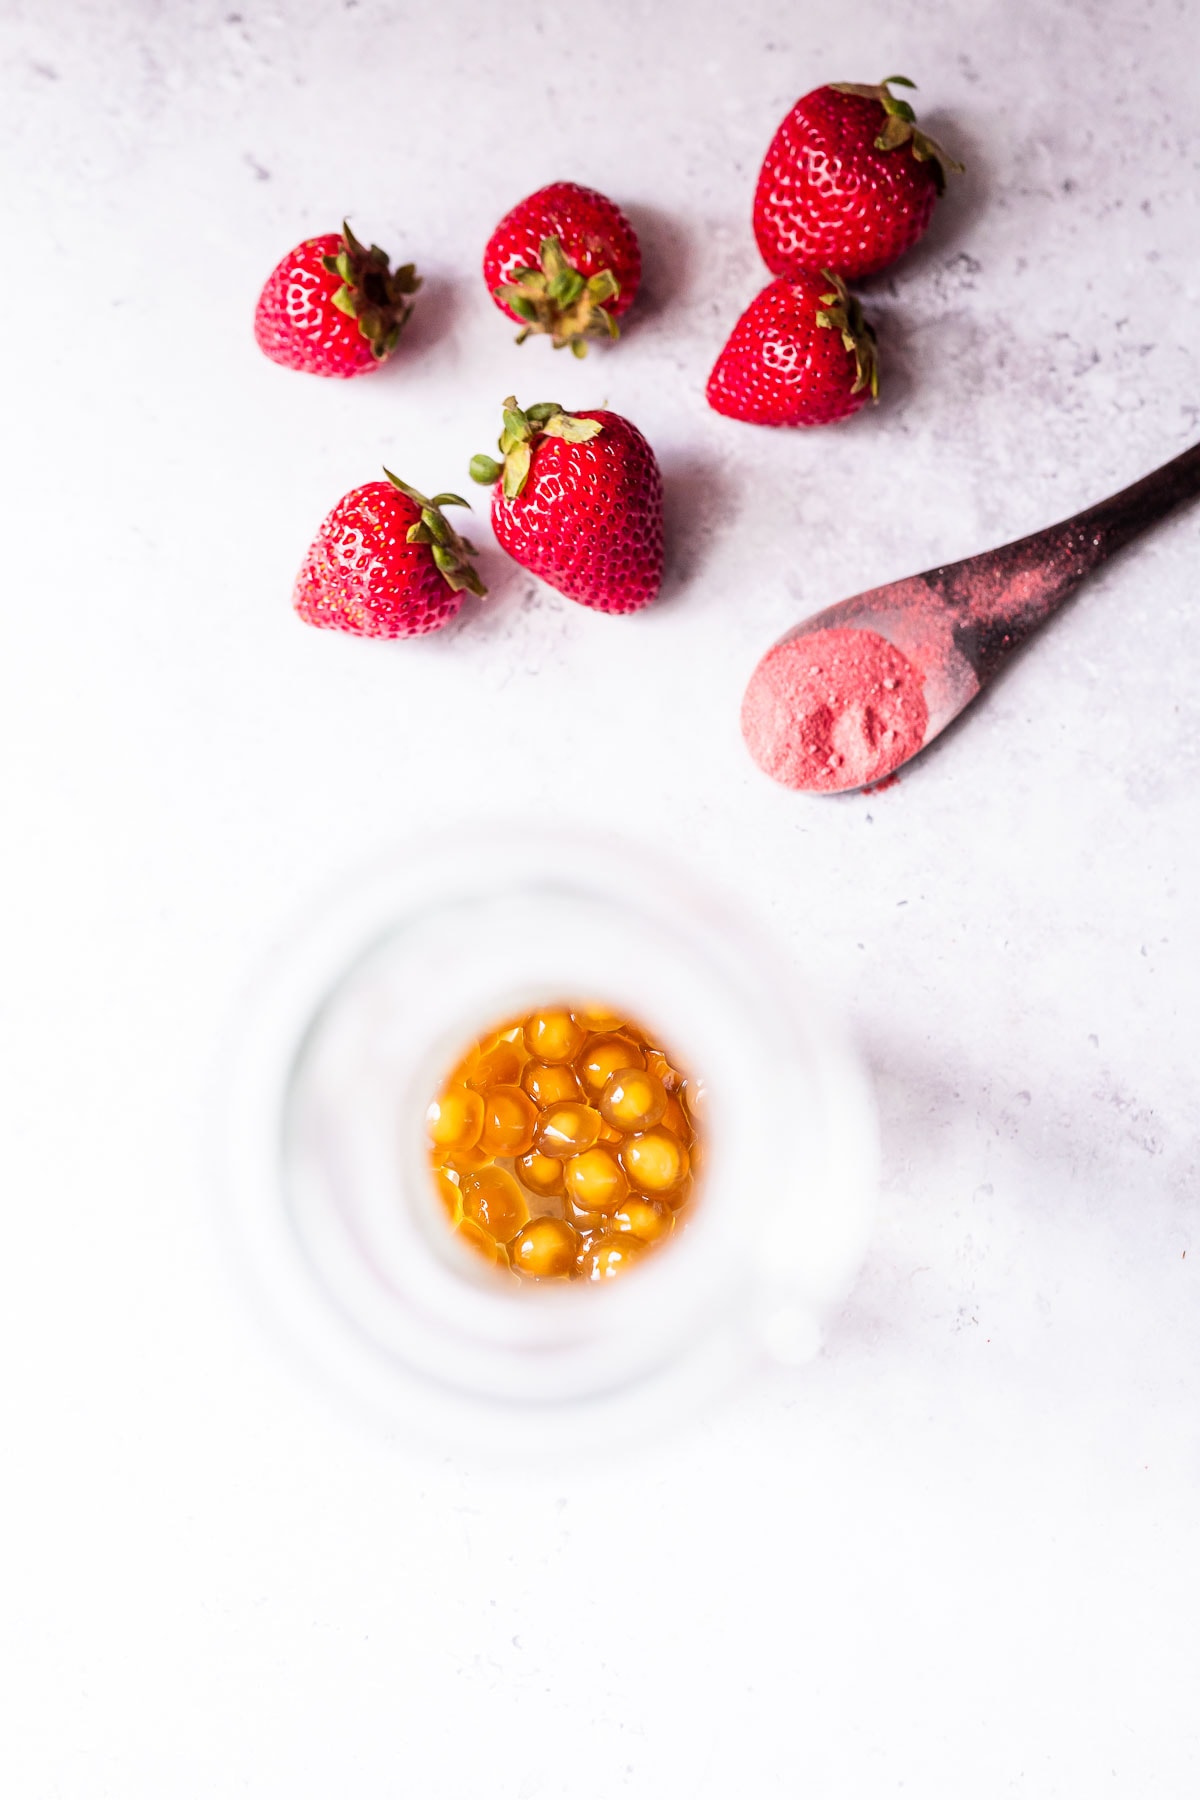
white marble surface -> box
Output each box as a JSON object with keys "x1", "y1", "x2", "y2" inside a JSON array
[{"x1": 4, "y1": 0, "x2": 1199, "y2": 1793}]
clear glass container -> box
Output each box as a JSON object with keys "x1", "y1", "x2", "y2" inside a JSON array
[{"x1": 220, "y1": 831, "x2": 877, "y2": 1453}]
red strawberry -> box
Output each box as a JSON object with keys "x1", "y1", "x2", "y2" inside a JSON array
[
  {"x1": 706, "y1": 270, "x2": 878, "y2": 428},
  {"x1": 753, "y1": 76, "x2": 963, "y2": 281},
  {"x1": 255, "y1": 222, "x2": 420, "y2": 377},
  {"x1": 483, "y1": 183, "x2": 640, "y2": 356},
  {"x1": 469, "y1": 398, "x2": 663, "y2": 613},
  {"x1": 294, "y1": 472, "x2": 485, "y2": 639}
]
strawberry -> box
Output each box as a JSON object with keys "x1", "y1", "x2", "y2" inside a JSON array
[
  {"x1": 483, "y1": 183, "x2": 640, "y2": 356},
  {"x1": 706, "y1": 270, "x2": 878, "y2": 428},
  {"x1": 255, "y1": 222, "x2": 420, "y2": 377},
  {"x1": 753, "y1": 76, "x2": 963, "y2": 281},
  {"x1": 294, "y1": 472, "x2": 485, "y2": 639},
  {"x1": 469, "y1": 398, "x2": 663, "y2": 613}
]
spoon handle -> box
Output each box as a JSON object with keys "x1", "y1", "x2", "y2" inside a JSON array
[{"x1": 928, "y1": 440, "x2": 1200, "y2": 680}]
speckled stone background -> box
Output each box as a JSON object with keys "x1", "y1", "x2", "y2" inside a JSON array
[{"x1": 4, "y1": 1, "x2": 1199, "y2": 1793}]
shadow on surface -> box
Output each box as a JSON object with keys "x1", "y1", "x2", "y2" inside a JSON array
[
  {"x1": 621, "y1": 200, "x2": 696, "y2": 326},
  {"x1": 390, "y1": 271, "x2": 465, "y2": 363},
  {"x1": 657, "y1": 447, "x2": 730, "y2": 608}
]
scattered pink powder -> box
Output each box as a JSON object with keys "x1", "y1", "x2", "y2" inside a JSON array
[{"x1": 742, "y1": 627, "x2": 929, "y2": 793}]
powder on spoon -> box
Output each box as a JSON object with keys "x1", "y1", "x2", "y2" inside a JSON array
[{"x1": 742, "y1": 626, "x2": 929, "y2": 793}]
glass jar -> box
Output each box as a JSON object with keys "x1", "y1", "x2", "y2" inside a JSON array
[{"x1": 221, "y1": 831, "x2": 877, "y2": 1452}]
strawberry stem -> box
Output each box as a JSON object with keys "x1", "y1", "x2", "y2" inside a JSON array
[
  {"x1": 814, "y1": 271, "x2": 880, "y2": 400},
  {"x1": 383, "y1": 470, "x2": 486, "y2": 596},
  {"x1": 320, "y1": 223, "x2": 422, "y2": 361},
  {"x1": 493, "y1": 237, "x2": 621, "y2": 355},
  {"x1": 469, "y1": 398, "x2": 604, "y2": 500},
  {"x1": 827, "y1": 77, "x2": 964, "y2": 193}
]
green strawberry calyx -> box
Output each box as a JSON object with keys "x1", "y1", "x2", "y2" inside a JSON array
[
  {"x1": 814, "y1": 272, "x2": 880, "y2": 399},
  {"x1": 321, "y1": 222, "x2": 422, "y2": 361},
  {"x1": 493, "y1": 237, "x2": 621, "y2": 358},
  {"x1": 828, "y1": 75, "x2": 965, "y2": 194},
  {"x1": 468, "y1": 398, "x2": 603, "y2": 501},
  {"x1": 384, "y1": 471, "x2": 487, "y2": 596}
]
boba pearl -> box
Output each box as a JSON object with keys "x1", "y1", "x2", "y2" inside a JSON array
[
  {"x1": 660, "y1": 1093, "x2": 690, "y2": 1141},
  {"x1": 611, "y1": 1198, "x2": 674, "y2": 1243},
  {"x1": 426, "y1": 1085, "x2": 484, "y2": 1153},
  {"x1": 435, "y1": 1168, "x2": 463, "y2": 1223},
  {"x1": 460, "y1": 1165, "x2": 529, "y2": 1242},
  {"x1": 682, "y1": 1074, "x2": 707, "y2": 1123},
  {"x1": 467, "y1": 1041, "x2": 524, "y2": 1091},
  {"x1": 522, "y1": 1008, "x2": 586, "y2": 1064},
  {"x1": 435, "y1": 1142, "x2": 492, "y2": 1176},
  {"x1": 644, "y1": 1048, "x2": 681, "y2": 1093},
  {"x1": 522, "y1": 1061, "x2": 582, "y2": 1108},
  {"x1": 477, "y1": 1084, "x2": 539, "y2": 1157},
  {"x1": 456, "y1": 1215, "x2": 508, "y2": 1266},
  {"x1": 579, "y1": 1234, "x2": 644, "y2": 1281},
  {"x1": 537, "y1": 1101, "x2": 603, "y2": 1159},
  {"x1": 428, "y1": 1006, "x2": 702, "y2": 1286},
  {"x1": 564, "y1": 1145, "x2": 628, "y2": 1213},
  {"x1": 621, "y1": 1126, "x2": 689, "y2": 1195},
  {"x1": 516, "y1": 1149, "x2": 566, "y2": 1198},
  {"x1": 600, "y1": 1066, "x2": 667, "y2": 1133},
  {"x1": 663, "y1": 1174, "x2": 693, "y2": 1213},
  {"x1": 577, "y1": 1034, "x2": 645, "y2": 1098},
  {"x1": 565, "y1": 1196, "x2": 606, "y2": 1234},
  {"x1": 510, "y1": 1216, "x2": 579, "y2": 1279},
  {"x1": 575, "y1": 1005, "x2": 626, "y2": 1033},
  {"x1": 455, "y1": 1216, "x2": 510, "y2": 1274}
]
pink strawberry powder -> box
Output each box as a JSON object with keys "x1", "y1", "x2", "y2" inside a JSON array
[{"x1": 742, "y1": 626, "x2": 929, "y2": 792}]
